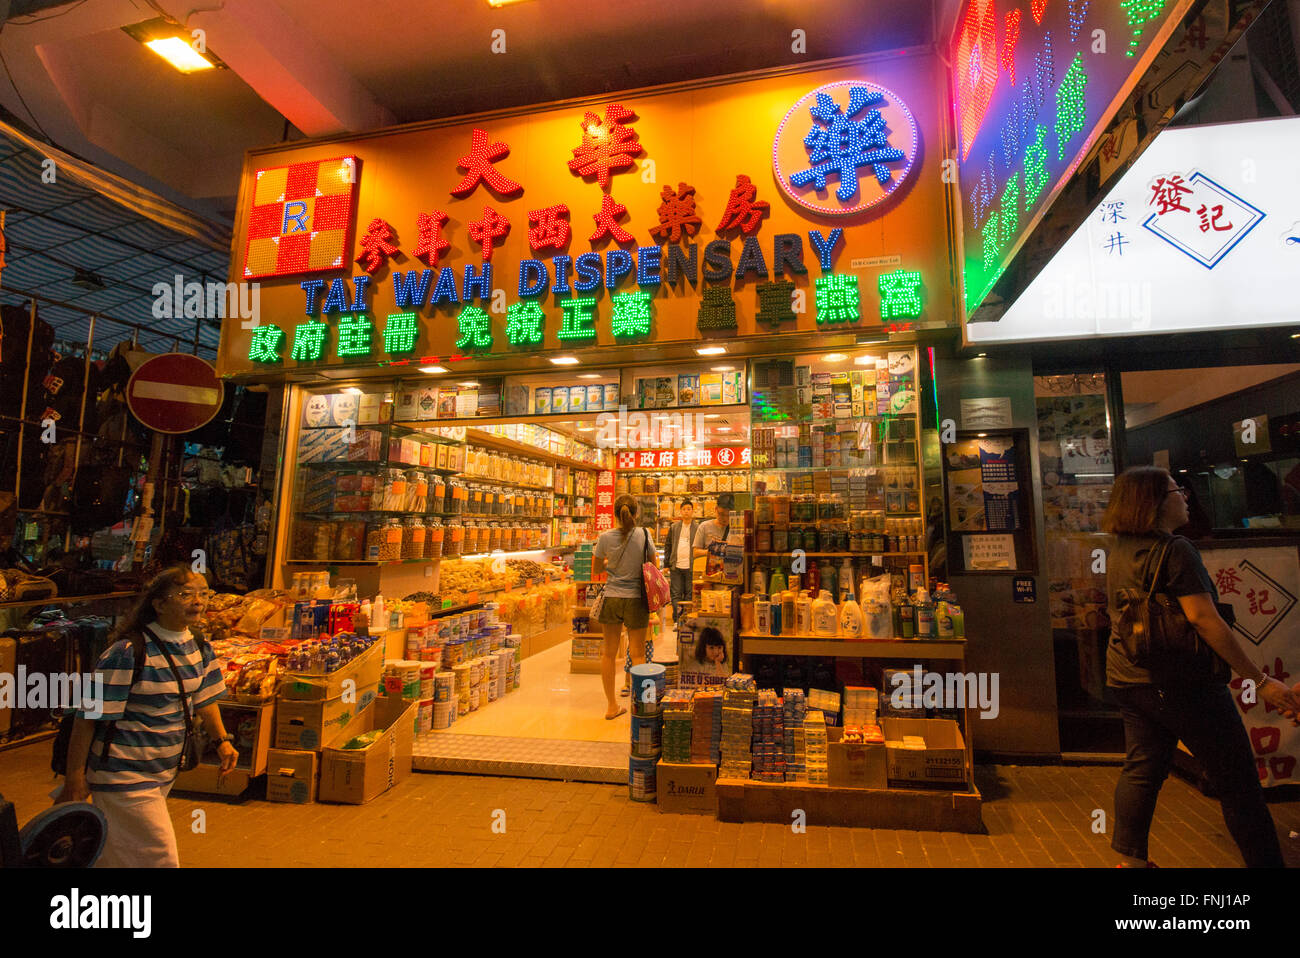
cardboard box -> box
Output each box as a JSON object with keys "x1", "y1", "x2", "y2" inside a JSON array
[
  {"x1": 826, "y1": 726, "x2": 888, "y2": 789},
  {"x1": 318, "y1": 695, "x2": 417, "y2": 804},
  {"x1": 882, "y1": 717, "x2": 968, "y2": 788},
  {"x1": 266, "y1": 748, "x2": 319, "y2": 804},
  {"x1": 275, "y1": 683, "x2": 379, "y2": 750},
  {"x1": 656, "y1": 761, "x2": 718, "y2": 814},
  {"x1": 279, "y1": 639, "x2": 384, "y2": 702}
]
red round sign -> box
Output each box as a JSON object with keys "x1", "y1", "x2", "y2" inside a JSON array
[{"x1": 126, "y1": 353, "x2": 225, "y2": 435}]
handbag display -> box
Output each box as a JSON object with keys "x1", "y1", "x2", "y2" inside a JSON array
[
  {"x1": 1114, "y1": 536, "x2": 1231, "y2": 684},
  {"x1": 640, "y1": 528, "x2": 671, "y2": 612}
]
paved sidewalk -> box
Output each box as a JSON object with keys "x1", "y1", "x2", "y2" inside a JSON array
[{"x1": 3, "y1": 740, "x2": 1298, "y2": 867}]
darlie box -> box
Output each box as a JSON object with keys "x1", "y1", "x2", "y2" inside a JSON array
[
  {"x1": 318, "y1": 694, "x2": 417, "y2": 804},
  {"x1": 274, "y1": 681, "x2": 380, "y2": 750},
  {"x1": 656, "y1": 762, "x2": 718, "y2": 814}
]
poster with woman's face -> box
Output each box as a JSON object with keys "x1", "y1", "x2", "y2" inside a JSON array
[{"x1": 678, "y1": 614, "x2": 735, "y2": 688}]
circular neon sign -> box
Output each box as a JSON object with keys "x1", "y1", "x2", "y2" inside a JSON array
[{"x1": 773, "y1": 80, "x2": 919, "y2": 218}]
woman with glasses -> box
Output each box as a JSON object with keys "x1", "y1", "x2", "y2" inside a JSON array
[
  {"x1": 54, "y1": 565, "x2": 236, "y2": 867},
  {"x1": 1102, "y1": 467, "x2": 1300, "y2": 867}
]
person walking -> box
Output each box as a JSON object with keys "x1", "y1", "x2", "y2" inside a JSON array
[
  {"x1": 663, "y1": 497, "x2": 699, "y2": 617},
  {"x1": 1102, "y1": 467, "x2": 1300, "y2": 868},
  {"x1": 54, "y1": 565, "x2": 236, "y2": 867},
  {"x1": 592, "y1": 495, "x2": 655, "y2": 720}
]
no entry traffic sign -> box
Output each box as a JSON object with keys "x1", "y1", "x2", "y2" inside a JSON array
[{"x1": 126, "y1": 353, "x2": 225, "y2": 434}]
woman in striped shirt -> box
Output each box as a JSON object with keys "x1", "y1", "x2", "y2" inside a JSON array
[{"x1": 55, "y1": 566, "x2": 236, "y2": 867}]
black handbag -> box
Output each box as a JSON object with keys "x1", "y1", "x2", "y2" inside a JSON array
[
  {"x1": 1115, "y1": 536, "x2": 1231, "y2": 684},
  {"x1": 145, "y1": 626, "x2": 204, "y2": 772}
]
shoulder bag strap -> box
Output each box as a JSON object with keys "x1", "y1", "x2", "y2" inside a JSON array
[
  {"x1": 1142, "y1": 537, "x2": 1175, "y2": 601},
  {"x1": 145, "y1": 625, "x2": 195, "y2": 719}
]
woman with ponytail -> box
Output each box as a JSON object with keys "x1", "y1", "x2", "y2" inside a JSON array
[{"x1": 591, "y1": 494, "x2": 655, "y2": 719}]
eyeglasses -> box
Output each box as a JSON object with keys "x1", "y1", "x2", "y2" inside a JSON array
[
  {"x1": 172, "y1": 589, "x2": 213, "y2": 602},
  {"x1": 1166, "y1": 487, "x2": 1189, "y2": 499}
]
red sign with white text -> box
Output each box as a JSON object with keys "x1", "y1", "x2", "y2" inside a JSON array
[{"x1": 616, "y1": 447, "x2": 751, "y2": 470}]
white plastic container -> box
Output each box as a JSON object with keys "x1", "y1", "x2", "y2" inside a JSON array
[{"x1": 811, "y1": 590, "x2": 838, "y2": 637}]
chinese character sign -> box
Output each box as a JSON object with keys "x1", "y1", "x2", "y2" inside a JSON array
[
  {"x1": 1203, "y1": 546, "x2": 1300, "y2": 787},
  {"x1": 594, "y1": 467, "x2": 617, "y2": 542}
]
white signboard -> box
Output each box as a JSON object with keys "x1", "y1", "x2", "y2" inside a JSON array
[
  {"x1": 971, "y1": 115, "x2": 1300, "y2": 344},
  {"x1": 960, "y1": 397, "x2": 1013, "y2": 430},
  {"x1": 1201, "y1": 545, "x2": 1300, "y2": 788},
  {"x1": 962, "y1": 534, "x2": 1016, "y2": 571}
]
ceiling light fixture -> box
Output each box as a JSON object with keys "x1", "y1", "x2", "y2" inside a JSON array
[
  {"x1": 576, "y1": 373, "x2": 602, "y2": 380},
  {"x1": 696, "y1": 346, "x2": 727, "y2": 356},
  {"x1": 457, "y1": 381, "x2": 480, "y2": 388},
  {"x1": 419, "y1": 365, "x2": 448, "y2": 374},
  {"x1": 710, "y1": 365, "x2": 736, "y2": 372},
  {"x1": 123, "y1": 19, "x2": 224, "y2": 73},
  {"x1": 976, "y1": 353, "x2": 988, "y2": 358},
  {"x1": 822, "y1": 353, "x2": 848, "y2": 363},
  {"x1": 549, "y1": 356, "x2": 581, "y2": 366},
  {"x1": 343, "y1": 387, "x2": 362, "y2": 395}
]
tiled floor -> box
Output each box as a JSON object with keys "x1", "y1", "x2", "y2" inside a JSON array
[{"x1": 4, "y1": 739, "x2": 1299, "y2": 867}]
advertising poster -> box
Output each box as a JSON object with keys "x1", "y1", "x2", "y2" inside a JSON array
[
  {"x1": 977, "y1": 438, "x2": 1021, "y2": 532},
  {"x1": 1202, "y1": 546, "x2": 1300, "y2": 788},
  {"x1": 678, "y1": 615, "x2": 736, "y2": 689}
]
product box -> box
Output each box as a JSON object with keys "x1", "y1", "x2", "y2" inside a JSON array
[
  {"x1": 358, "y1": 392, "x2": 383, "y2": 425},
  {"x1": 447, "y1": 444, "x2": 465, "y2": 472},
  {"x1": 603, "y1": 383, "x2": 620, "y2": 409},
  {"x1": 586, "y1": 384, "x2": 603, "y2": 411},
  {"x1": 435, "y1": 442, "x2": 449, "y2": 470},
  {"x1": 826, "y1": 726, "x2": 888, "y2": 789},
  {"x1": 419, "y1": 443, "x2": 433, "y2": 468},
  {"x1": 455, "y1": 389, "x2": 478, "y2": 418},
  {"x1": 280, "y1": 639, "x2": 386, "y2": 703},
  {"x1": 535, "y1": 386, "x2": 552, "y2": 414},
  {"x1": 656, "y1": 761, "x2": 718, "y2": 814},
  {"x1": 722, "y1": 372, "x2": 742, "y2": 405},
  {"x1": 265, "y1": 748, "x2": 319, "y2": 803},
  {"x1": 882, "y1": 717, "x2": 968, "y2": 788},
  {"x1": 417, "y1": 386, "x2": 440, "y2": 421},
  {"x1": 345, "y1": 428, "x2": 384, "y2": 462},
  {"x1": 302, "y1": 393, "x2": 334, "y2": 428},
  {"x1": 505, "y1": 385, "x2": 530, "y2": 417},
  {"x1": 392, "y1": 389, "x2": 419, "y2": 421},
  {"x1": 700, "y1": 373, "x2": 723, "y2": 405},
  {"x1": 437, "y1": 389, "x2": 458, "y2": 419},
  {"x1": 331, "y1": 393, "x2": 359, "y2": 426},
  {"x1": 678, "y1": 373, "x2": 700, "y2": 406},
  {"x1": 318, "y1": 695, "x2": 417, "y2": 804},
  {"x1": 274, "y1": 683, "x2": 380, "y2": 751},
  {"x1": 569, "y1": 385, "x2": 586, "y2": 413}
]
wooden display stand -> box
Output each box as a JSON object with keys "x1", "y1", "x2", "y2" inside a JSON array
[{"x1": 715, "y1": 778, "x2": 984, "y2": 832}]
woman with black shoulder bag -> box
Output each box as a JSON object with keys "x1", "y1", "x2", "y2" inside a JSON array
[{"x1": 1104, "y1": 467, "x2": 1300, "y2": 868}]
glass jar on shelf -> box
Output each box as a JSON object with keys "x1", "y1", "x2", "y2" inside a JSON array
[
  {"x1": 429, "y1": 474, "x2": 447, "y2": 513},
  {"x1": 402, "y1": 518, "x2": 426, "y2": 559},
  {"x1": 629, "y1": 473, "x2": 644, "y2": 495},
  {"x1": 425, "y1": 518, "x2": 444, "y2": 559},
  {"x1": 488, "y1": 522, "x2": 503, "y2": 553},
  {"x1": 444, "y1": 519, "x2": 464, "y2": 557}
]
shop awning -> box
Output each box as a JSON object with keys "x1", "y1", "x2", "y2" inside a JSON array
[{"x1": 0, "y1": 118, "x2": 231, "y2": 358}]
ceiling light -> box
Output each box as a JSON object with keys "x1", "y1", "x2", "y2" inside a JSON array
[
  {"x1": 976, "y1": 353, "x2": 988, "y2": 358},
  {"x1": 549, "y1": 356, "x2": 581, "y2": 366},
  {"x1": 704, "y1": 414, "x2": 722, "y2": 419},
  {"x1": 487, "y1": 0, "x2": 535, "y2": 6},
  {"x1": 419, "y1": 365, "x2": 448, "y2": 374},
  {"x1": 696, "y1": 346, "x2": 727, "y2": 356},
  {"x1": 716, "y1": 427, "x2": 733, "y2": 433},
  {"x1": 857, "y1": 336, "x2": 889, "y2": 346},
  {"x1": 343, "y1": 387, "x2": 362, "y2": 395},
  {"x1": 710, "y1": 365, "x2": 736, "y2": 372},
  {"x1": 822, "y1": 353, "x2": 848, "y2": 362},
  {"x1": 1292, "y1": 332, "x2": 1300, "y2": 339},
  {"x1": 457, "y1": 381, "x2": 480, "y2": 388},
  {"x1": 976, "y1": 432, "x2": 988, "y2": 438},
  {"x1": 576, "y1": 373, "x2": 602, "y2": 380},
  {"x1": 124, "y1": 20, "x2": 223, "y2": 73}
]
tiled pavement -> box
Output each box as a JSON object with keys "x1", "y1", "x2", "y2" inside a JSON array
[{"x1": 3, "y1": 739, "x2": 1299, "y2": 866}]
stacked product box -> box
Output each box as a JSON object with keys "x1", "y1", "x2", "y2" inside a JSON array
[
  {"x1": 808, "y1": 688, "x2": 842, "y2": 726},
  {"x1": 843, "y1": 686, "x2": 879, "y2": 728},
  {"x1": 805, "y1": 710, "x2": 829, "y2": 785},
  {"x1": 661, "y1": 689, "x2": 694, "y2": 764},
  {"x1": 783, "y1": 690, "x2": 807, "y2": 782},
  {"x1": 691, "y1": 689, "x2": 723, "y2": 765},
  {"x1": 720, "y1": 674, "x2": 757, "y2": 779},
  {"x1": 750, "y1": 689, "x2": 785, "y2": 782}
]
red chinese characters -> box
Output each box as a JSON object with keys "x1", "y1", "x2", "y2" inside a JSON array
[
  {"x1": 649, "y1": 182, "x2": 702, "y2": 244},
  {"x1": 355, "y1": 217, "x2": 399, "y2": 273},
  {"x1": 1149, "y1": 175, "x2": 1193, "y2": 216},
  {"x1": 467, "y1": 206, "x2": 511, "y2": 262},
  {"x1": 568, "y1": 103, "x2": 644, "y2": 190},
  {"x1": 527, "y1": 204, "x2": 571, "y2": 253},
  {"x1": 715, "y1": 174, "x2": 770, "y2": 236},
  {"x1": 589, "y1": 194, "x2": 634, "y2": 244},
  {"x1": 451, "y1": 128, "x2": 523, "y2": 198},
  {"x1": 413, "y1": 210, "x2": 450, "y2": 264}
]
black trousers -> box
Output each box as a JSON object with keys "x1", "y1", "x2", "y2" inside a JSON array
[{"x1": 1111, "y1": 683, "x2": 1284, "y2": 867}]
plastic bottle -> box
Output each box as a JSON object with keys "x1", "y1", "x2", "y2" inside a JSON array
[
  {"x1": 769, "y1": 565, "x2": 787, "y2": 598},
  {"x1": 796, "y1": 591, "x2": 813, "y2": 635},
  {"x1": 371, "y1": 594, "x2": 386, "y2": 633},
  {"x1": 811, "y1": 590, "x2": 838, "y2": 636},
  {"x1": 781, "y1": 589, "x2": 797, "y2": 635},
  {"x1": 899, "y1": 593, "x2": 914, "y2": 639},
  {"x1": 949, "y1": 603, "x2": 965, "y2": 639},
  {"x1": 915, "y1": 587, "x2": 935, "y2": 639},
  {"x1": 891, "y1": 595, "x2": 904, "y2": 639},
  {"x1": 819, "y1": 560, "x2": 836, "y2": 602},
  {"x1": 752, "y1": 564, "x2": 768, "y2": 598},
  {"x1": 936, "y1": 600, "x2": 955, "y2": 638},
  {"x1": 839, "y1": 582, "x2": 865, "y2": 638}
]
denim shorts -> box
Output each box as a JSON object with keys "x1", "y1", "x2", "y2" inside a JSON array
[{"x1": 596, "y1": 595, "x2": 649, "y2": 630}]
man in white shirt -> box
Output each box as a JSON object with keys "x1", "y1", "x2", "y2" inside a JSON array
[{"x1": 663, "y1": 498, "x2": 699, "y2": 616}]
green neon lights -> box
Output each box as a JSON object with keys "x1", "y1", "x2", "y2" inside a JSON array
[
  {"x1": 815, "y1": 272, "x2": 859, "y2": 325},
  {"x1": 610, "y1": 291, "x2": 652, "y2": 339},
  {"x1": 878, "y1": 270, "x2": 923, "y2": 320},
  {"x1": 248, "y1": 324, "x2": 285, "y2": 363},
  {"x1": 455, "y1": 305, "x2": 493, "y2": 350},
  {"x1": 290, "y1": 320, "x2": 328, "y2": 362},
  {"x1": 335, "y1": 314, "x2": 373, "y2": 358},
  {"x1": 1055, "y1": 54, "x2": 1088, "y2": 160},
  {"x1": 556, "y1": 297, "x2": 597, "y2": 342},
  {"x1": 505, "y1": 299, "x2": 545, "y2": 347},
  {"x1": 382, "y1": 311, "x2": 419, "y2": 354}
]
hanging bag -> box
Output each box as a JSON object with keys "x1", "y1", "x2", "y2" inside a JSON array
[
  {"x1": 640, "y1": 527, "x2": 671, "y2": 612},
  {"x1": 1114, "y1": 536, "x2": 1230, "y2": 684}
]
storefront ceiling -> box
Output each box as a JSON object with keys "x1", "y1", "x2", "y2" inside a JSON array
[{"x1": 0, "y1": 0, "x2": 938, "y2": 221}]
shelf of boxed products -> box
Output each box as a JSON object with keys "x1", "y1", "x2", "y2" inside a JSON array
[
  {"x1": 464, "y1": 427, "x2": 607, "y2": 473},
  {"x1": 286, "y1": 546, "x2": 579, "y2": 568},
  {"x1": 738, "y1": 635, "x2": 966, "y2": 659},
  {"x1": 749, "y1": 551, "x2": 928, "y2": 559}
]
